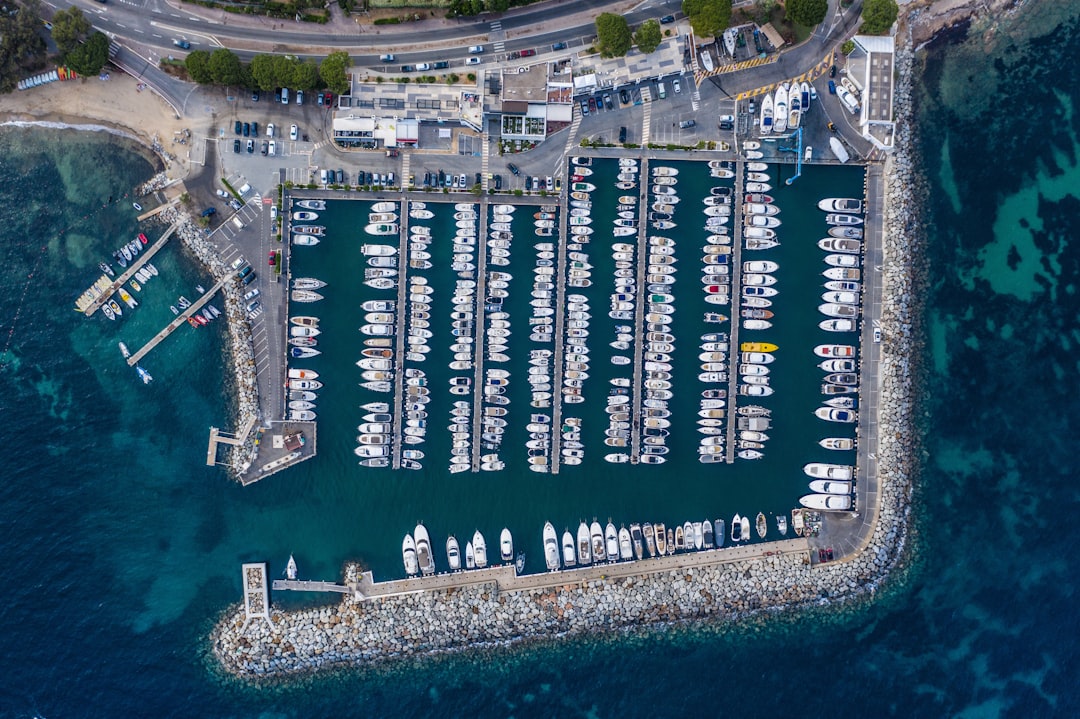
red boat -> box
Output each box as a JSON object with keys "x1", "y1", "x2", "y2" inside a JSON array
[
  {"x1": 705, "y1": 285, "x2": 725, "y2": 294},
  {"x1": 138, "y1": 233, "x2": 148, "y2": 244}
]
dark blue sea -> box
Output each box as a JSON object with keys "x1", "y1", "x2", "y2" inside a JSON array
[{"x1": 2, "y1": 2, "x2": 1079, "y2": 713}]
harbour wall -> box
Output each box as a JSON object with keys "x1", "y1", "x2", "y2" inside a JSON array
[{"x1": 209, "y1": 35, "x2": 929, "y2": 679}]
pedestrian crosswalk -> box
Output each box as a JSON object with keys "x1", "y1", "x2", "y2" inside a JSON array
[
  {"x1": 490, "y1": 22, "x2": 505, "y2": 53},
  {"x1": 480, "y1": 133, "x2": 491, "y2": 191},
  {"x1": 641, "y1": 102, "x2": 652, "y2": 146},
  {"x1": 639, "y1": 86, "x2": 652, "y2": 103},
  {"x1": 564, "y1": 108, "x2": 583, "y2": 155},
  {"x1": 691, "y1": 88, "x2": 701, "y2": 112},
  {"x1": 401, "y1": 153, "x2": 411, "y2": 189}
]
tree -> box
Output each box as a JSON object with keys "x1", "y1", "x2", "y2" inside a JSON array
[
  {"x1": 860, "y1": 0, "x2": 898, "y2": 34},
  {"x1": 681, "y1": 0, "x2": 732, "y2": 38},
  {"x1": 319, "y1": 51, "x2": 351, "y2": 95},
  {"x1": 185, "y1": 50, "x2": 213, "y2": 84},
  {"x1": 595, "y1": 13, "x2": 631, "y2": 57},
  {"x1": 0, "y1": 0, "x2": 47, "y2": 92},
  {"x1": 634, "y1": 19, "x2": 662, "y2": 54},
  {"x1": 207, "y1": 48, "x2": 243, "y2": 86},
  {"x1": 292, "y1": 59, "x2": 320, "y2": 90},
  {"x1": 785, "y1": 0, "x2": 828, "y2": 27},
  {"x1": 51, "y1": 6, "x2": 92, "y2": 57},
  {"x1": 66, "y1": 32, "x2": 109, "y2": 77}
]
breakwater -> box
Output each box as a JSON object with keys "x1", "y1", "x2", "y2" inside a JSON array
[
  {"x1": 211, "y1": 38, "x2": 928, "y2": 683},
  {"x1": 156, "y1": 204, "x2": 261, "y2": 472}
]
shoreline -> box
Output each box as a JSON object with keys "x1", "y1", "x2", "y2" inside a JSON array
[{"x1": 207, "y1": 34, "x2": 932, "y2": 683}]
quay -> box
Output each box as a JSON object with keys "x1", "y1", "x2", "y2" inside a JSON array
[
  {"x1": 206, "y1": 414, "x2": 257, "y2": 466},
  {"x1": 629, "y1": 158, "x2": 651, "y2": 463},
  {"x1": 126, "y1": 277, "x2": 227, "y2": 366},
  {"x1": 75, "y1": 222, "x2": 179, "y2": 315},
  {"x1": 725, "y1": 160, "x2": 746, "y2": 463},
  {"x1": 272, "y1": 579, "x2": 351, "y2": 594}
]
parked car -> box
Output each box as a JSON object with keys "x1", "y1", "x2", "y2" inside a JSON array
[
  {"x1": 828, "y1": 80, "x2": 837, "y2": 94},
  {"x1": 260, "y1": 141, "x2": 268, "y2": 155},
  {"x1": 337, "y1": 169, "x2": 344, "y2": 184},
  {"x1": 243, "y1": 288, "x2": 260, "y2": 301},
  {"x1": 246, "y1": 139, "x2": 254, "y2": 153},
  {"x1": 268, "y1": 141, "x2": 276, "y2": 156},
  {"x1": 468, "y1": 45, "x2": 484, "y2": 54},
  {"x1": 316, "y1": 93, "x2": 323, "y2": 106},
  {"x1": 266, "y1": 123, "x2": 275, "y2": 138},
  {"x1": 830, "y1": 64, "x2": 837, "y2": 78},
  {"x1": 459, "y1": 173, "x2": 467, "y2": 187},
  {"x1": 660, "y1": 14, "x2": 675, "y2": 24},
  {"x1": 520, "y1": 49, "x2": 536, "y2": 57},
  {"x1": 234, "y1": 120, "x2": 242, "y2": 135},
  {"x1": 603, "y1": 93, "x2": 613, "y2": 110},
  {"x1": 241, "y1": 272, "x2": 257, "y2": 286},
  {"x1": 296, "y1": 90, "x2": 303, "y2": 105},
  {"x1": 251, "y1": 121, "x2": 258, "y2": 136},
  {"x1": 475, "y1": 172, "x2": 482, "y2": 186},
  {"x1": 251, "y1": 90, "x2": 259, "y2": 102},
  {"x1": 679, "y1": 119, "x2": 696, "y2": 129},
  {"x1": 417, "y1": 63, "x2": 431, "y2": 71},
  {"x1": 719, "y1": 120, "x2": 734, "y2": 131},
  {"x1": 619, "y1": 126, "x2": 627, "y2": 143},
  {"x1": 657, "y1": 82, "x2": 667, "y2": 99},
  {"x1": 579, "y1": 99, "x2": 589, "y2": 116},
  {"x1": 242, "y1": 122, "x2": 250, "y2": 137},
  {"x1": 545, "y1": 176, "x2": 553, "y2": 192},
  {"x1": 493, "y1": 174, "x2": 502, "y2": 190},
  {"x1": 673, "y1": 78, "x2": 682, "y2": 94},
  {"x1": 433, "y1": 61, "x2": 450, "y2": 70},
  {"x1": 525, "y1": 176, "x2": 533, "y2": 191},
  {"x1": 619, "y1": 88, "x2": 630, "y2": 104},
  {"x1": 552, "y1": 42, "x2": 567, "y2": 51},
  {"x1": 718, "y1": 114, "x2": 734, "y2": 124},
  {"x1": 401, "y1": 65, "x2": 415, "y2": 72},
  {"x1": 233, "y1": 139, "x2": 241, "y2": 153},
  {"x1": 507, "y1": 163, "x2": 520, "y2": 176},
  {"x1": 290, "y1": 124, "x2": 298, "y2": 141},
  {"x1": 268, "y1": 251, "x2": 277, "y2": 266},
  {"x1": 200, "y1": 207, "x2": 216, "y2": 217},
  {"x1": 324, "y1": 92, "x2": 333, "y2": 105}
]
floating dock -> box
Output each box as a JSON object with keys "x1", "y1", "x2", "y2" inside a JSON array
[
  {"x1": 74, "y1": 223, "x2": 179, "y2": 316},
  {"x1": 126, "y1": 277, "x2": 227, "y2": 366},
  {"x1": 725, "y1": 159, "x2": 746, "y2": 463}
]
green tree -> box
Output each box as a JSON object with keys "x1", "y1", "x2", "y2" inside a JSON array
[
  {"x1": 66, "y1": 32, "x2": 109, "y2": 76},
  {"x1": 0, "y1": 0, "x2": 47, "y2": 92},
  {"x1": 595, "y1": 13, "x2": 631, "y2": 57},
  {"x1": 185, "y1": 50, "x2": 213, "y2": 84},
  {"x1": 207, "y1": 48, "x2": 243, "y2": 86},
  {"x1": 785, "y1": 0, "x2": 828, "y2": 27},
  {"x1": 51, "y1": 6, "x2": 92, "y2": 57},
  {"x1": 634, "y1": 19, "x2": 662, "y2": 53},
  {"x1": 860, "y1": 0, "x2": 898, "y2": 34},
  {"x1": 319, "y1": 51, "x2": 351, "y2": 95},
  {"x1": 292, "y1": 59, "x2": 320, "y2": 90},
  {"x1": 681, "y1": 0, "x2": 732, "y2": 38}
]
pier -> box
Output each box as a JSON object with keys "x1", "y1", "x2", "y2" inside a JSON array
[
  {"x1": 725, "y1": 159, "x2": 745, "y2": 463},
  {"x1": 126, "y1": 277, "x2": 227, "y2": 366},
  {"x1": 206, "y1": 414, "x2": 257, "y2": 466},
  {"x1": 240, "y1": 562, "x2": 273, "y2": 630},
  {"x1": 390, "y1": 203, "x2": 411, "y2": 470},
  {"x1": 629, "y1": 158, "x2": 651, "y2": 463},
  {"x1": 549, "y1": 190, "x2": 569, "y2": 474},
  {"x1": 272, "y1": 579, "x2": 351, "y2": 593},
  {"x1": 75, "y1": 222, "x2": 179, "y2": 316},
  {"x1": 470, "y1": 198, "x2": 489, "y2": 472}
]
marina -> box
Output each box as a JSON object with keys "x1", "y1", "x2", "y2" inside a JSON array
[{"x1": 278, "y1": 156, "x2": 867, "y2": 578}]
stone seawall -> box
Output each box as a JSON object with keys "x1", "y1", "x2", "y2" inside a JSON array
[{"x1": 211, "y1": 34, "x2": 930, "y2": 683}]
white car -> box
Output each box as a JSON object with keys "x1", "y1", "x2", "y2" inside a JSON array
[
  {"x1": 289, "y1": 123, "x2": 298, "y2": 141},
  {"x1": 465, "y1": 57, "x2": 481, "y2": 66},
  {"x1": 718, "y1": 114, "x2": 734, "y2": 124},
  {"x1": 673, "y1": 78, "x2": 681, "y2": 94},
  {"x1": 417, "y1": 63, "x2": 431, "y2": 71},
  {"x1": 266, "y1": 123, "x2": 275, "y2": 138},
  {"x1": 268, "y1": 140, "x2": 276, "y2": 156},
  {"x1": 243, "y1": 288, "x2": 260, "y2": 301},
  {"x1": 296, "y1": 90, "x2": 304, "y2": 105}
]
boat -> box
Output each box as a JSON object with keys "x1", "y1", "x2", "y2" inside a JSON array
[
  {"x1": 291, "y1": 347, "x2": 320, "y2": 358},
  {"x1": 364, "y1": 223, "x2": 399, "y2": 235},
  {"x1": 618, "y1": 526, "x2": 633, "y2": 560},
  {"x1": 135, "y1": 366, "x2": 152, "y2": 384},
  {"x1": 654, "y1": 523, "x2": 667, "y2": 555},
  {"x1": 809, "y1": 480, "x2": 853, "y2": 495},
  {"x1": 756, "y1": 512, "x2": 767, "y2": 539},
  {"x1": 731, "y1": 514, "x2": 742, "y2": 542},
  {"x1": 414, "y1": 523, "x2": 435, "y2": 576},
  {"x1": 773, "y1": 83, "x2": 788, "y2": 134},
  {"x1": 293, "y1": 235, "x2": 320, "y2": 246},
  {"x1": 465, "y1": 542, "x2": 475, "y2": 569},
  {"x1": 402, "y1": 534, "x2": 419, "y2": 576},
  {"x1": 805, "y1": 462, "x2": 854, "y2": 480},
  {"x1": 446, "y1": 535, "x2": 461, "y2": 571},
  {"x1": 815, "y1": 407, "x2": 857, "y2": 423},
  {"x1": 293, "y1": 211, "x2": 319, "y2": 221},
  {"x1": 819, "y1": 198, "x2": 863, "y2": 214},
  {"x1": 590, "y1": 521, "x2": 605, "y2": 563},
  {"x1": 543, "y1": 522, "x2": 559, "y2": 570},
  {"x1": 799, "y1": 494, "x2": 853, "y2": 511},
  {"x1": 820, "y1": 318, "x2": 855, "y2": 332},
  {"x1": 741, "y1": 515, "x2": 751, "y2": 540},
  {"x1": 293, "y1": 277, "x2": 327, "y2": 290},
  {"x1": 826, "y1": 213, "x2": 864, "y2": 226},
  {"x1": 472, "y1": 530, "x2": 488, "y2": 568},
  {"x1": 500, "y1": 528, "x2": 514, "y2": 563},
  {"x1": 820, "y1": 437, "x2": 855, "y2": 450},
  {"x1": 577, "y1": 522, "x2": 592, "y2": 565},
  {"x1": 760, "y1": 92, "x2": 774, "y2": 134},
  {"x1": 829, "y1": 136, "x2": 851, "y2": 163},
  {"x1": 132, "y1": 202, "x2": 142, "y2": 211},
  {"x1": 296, "y1": 199, "x2": 325, "y2": 210}
]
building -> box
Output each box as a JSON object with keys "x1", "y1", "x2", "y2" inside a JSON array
[
  {"x1": 846, "y1": 34, "x2": 896, "y2": 152},
  {"x1": 490, "y1": 60, "x2": 574, "y2": 141},
  {"x1": 331, "y1": 115, "x2": 419, "y2": 150}
]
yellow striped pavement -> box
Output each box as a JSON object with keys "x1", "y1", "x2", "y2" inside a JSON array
[
  {"x1": 733, "y1": 52, "x2": 835, "y2": 101},
  {"x1": 694, "y1": 54, "x2": 779, "y2": 85}
]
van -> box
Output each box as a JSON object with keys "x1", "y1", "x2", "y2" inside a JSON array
[
  {"x1": 468, "y1": 45, "x2": 484, "y2": 54},
  {"x1": 281, "y1": 87, "x2": 289, "y2": 104},
  {"x1": 379, "y1": 54, "x2": 395, "y2": 62},
  {"x1": 232, "y1": 216, "x2": 246, "y2": 230},
  {"x1": 657, "y1": 82, "x2": 667, "y2": 99},
  {"x1": 238, "y1": 183, "x2": 251, "y2": 196},
  {"x1": 387, "y1": 172, "x2": 395, "y2": 186}
]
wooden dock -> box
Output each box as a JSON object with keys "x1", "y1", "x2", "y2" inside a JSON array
[
  {"x1": 725, "y1": 160, "x2": 745, "y2": 463},
  {"x1": 75, "y1": 222, "x2": 179, "y2": 316},
  {"x1": 470, "y1": 199, "x2": 488, "y2": 472},
  {"x1": 549, "y1": 190, "x2": 569, "y2": 474},
  {"x1": 271, "y1": 579, "x2": 351, "y2": 593},
  {"x1": 126, "y1": 277, "x2": 227, "y2": 366},
  {"x1": 391, "y1": 204, "x2": 411, "y2": 471},
  {"x1": 629, "y1": 158, "x2": 651, "y2": 463}
]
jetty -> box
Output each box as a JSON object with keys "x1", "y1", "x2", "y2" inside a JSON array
[
  {"x1": 549, "y1": 189, "x2": 569, "y2": 474},
  {"x1": 629, "y1": 158, "x2": 651, "y2": 463},
  {"x1": 206, "y1": 414, "x2": 258, "y2": 466},
  {"x1": 470, "y1": 199, "x2": 489, "y2": 471},
  {"x1": 75, "y1": 222, "x2": 179, "y2": 315},
  {"x1": 126, "y1": 277, "x2": 227, "y2": 366},
  {"x1": 725, "y1": 159, "x2": 745, "y2": 463},
  {"x1": 390, "y1": 204, "x2": 411, "y2": 470}
]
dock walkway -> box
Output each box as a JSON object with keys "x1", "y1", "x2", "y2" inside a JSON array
[
  {"x1": 126, "y1": 277, "x2": 227, "y2": 366},
  {"x1": 391, "y1": 205, "x2": 411, "y2": 470},
  {"x1": 550, "y1": 190, "x2": 569, "y2": 474},
  {"x1": 725, "y1": 160, "x2": 745, "y2": 462},
  {"x1": 471, "y1": 199, "x2": 489, "y2": 471},
  {"x1": 629, "y1": 159, "x2": 651, "y2": 463},
  {"x1": 75, "y1": 222, "x2": 179, "y2": 315}
]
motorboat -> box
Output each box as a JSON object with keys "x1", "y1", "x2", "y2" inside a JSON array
[
  {"x1": 577, "y1": 522, "x2": 592, "y2": 565},
  {"x1": 472, "y1": 530, "x2": 488, "y2": 568},
  {"x1": 543, "y1": 522, "x2": 560, "y2": 570},
  {"x1": 293, "y1": 235, "x2": 320, "y2": 246},
  {"x1": 760, "y1": 92, "x2": 774, "y2": 134},
  {"x1": 826, "y1": 213, "x2": 864, "y2": 226},
  {"x1": 654, "y1": 523, "x2": 667, "y2": 555},
  {"x1": 819, "y1": 198, "x2": 863, "y2": 214},
  {"x1": 414, "y1": 523, "x2": 435, "y2": 576},
  {"x1": 805, "y1": 462, "x2": 854, "y2": 480},
  {"x1": 402, "y1": 534, "x2": 418, "y2": 577},
  {"x1": 820, "y1": 437, "x2": 855, "y2": 450},
  {"x1": 731, "y1": 515, "x2": 742, "y2": 542},
  {"x1": 446, "y1": 535, "x2": 461, "y2": 571},
  {"x1": 820, "y1": 318, "x2": 855, "y2": 332},
  {"x1": 799, "y1": 494, "x2": 852, "y2": 511},
  {"x1": 815, "y1": 407, "x2": 857, "y2": 423},
  {"x1": 809, "y1": 480, "x2": 853, "y2": 495}
]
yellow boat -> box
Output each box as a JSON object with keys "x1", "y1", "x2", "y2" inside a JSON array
[{"x1": 740, "y1": 342, "x2": 778, "y2": 353}]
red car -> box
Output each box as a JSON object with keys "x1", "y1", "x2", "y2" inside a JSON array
[
  {"x1": 323, "y1": 92, "x2": 333, "y2": 105},
  {"x1": 521, "y1": 49, "x2": 536, "y2": 57},
  {"x1": 268, "y1": 251, "x2": 277, "y2": 266}
]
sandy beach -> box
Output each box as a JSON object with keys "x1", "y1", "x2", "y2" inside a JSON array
[{"x1": 0, "y1": 73, "x2": 207, "y2": 182}]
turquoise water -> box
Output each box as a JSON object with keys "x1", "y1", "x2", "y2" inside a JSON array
[{"x1": 3, "y1": 2, "x2": 1080, "y2": 712}]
